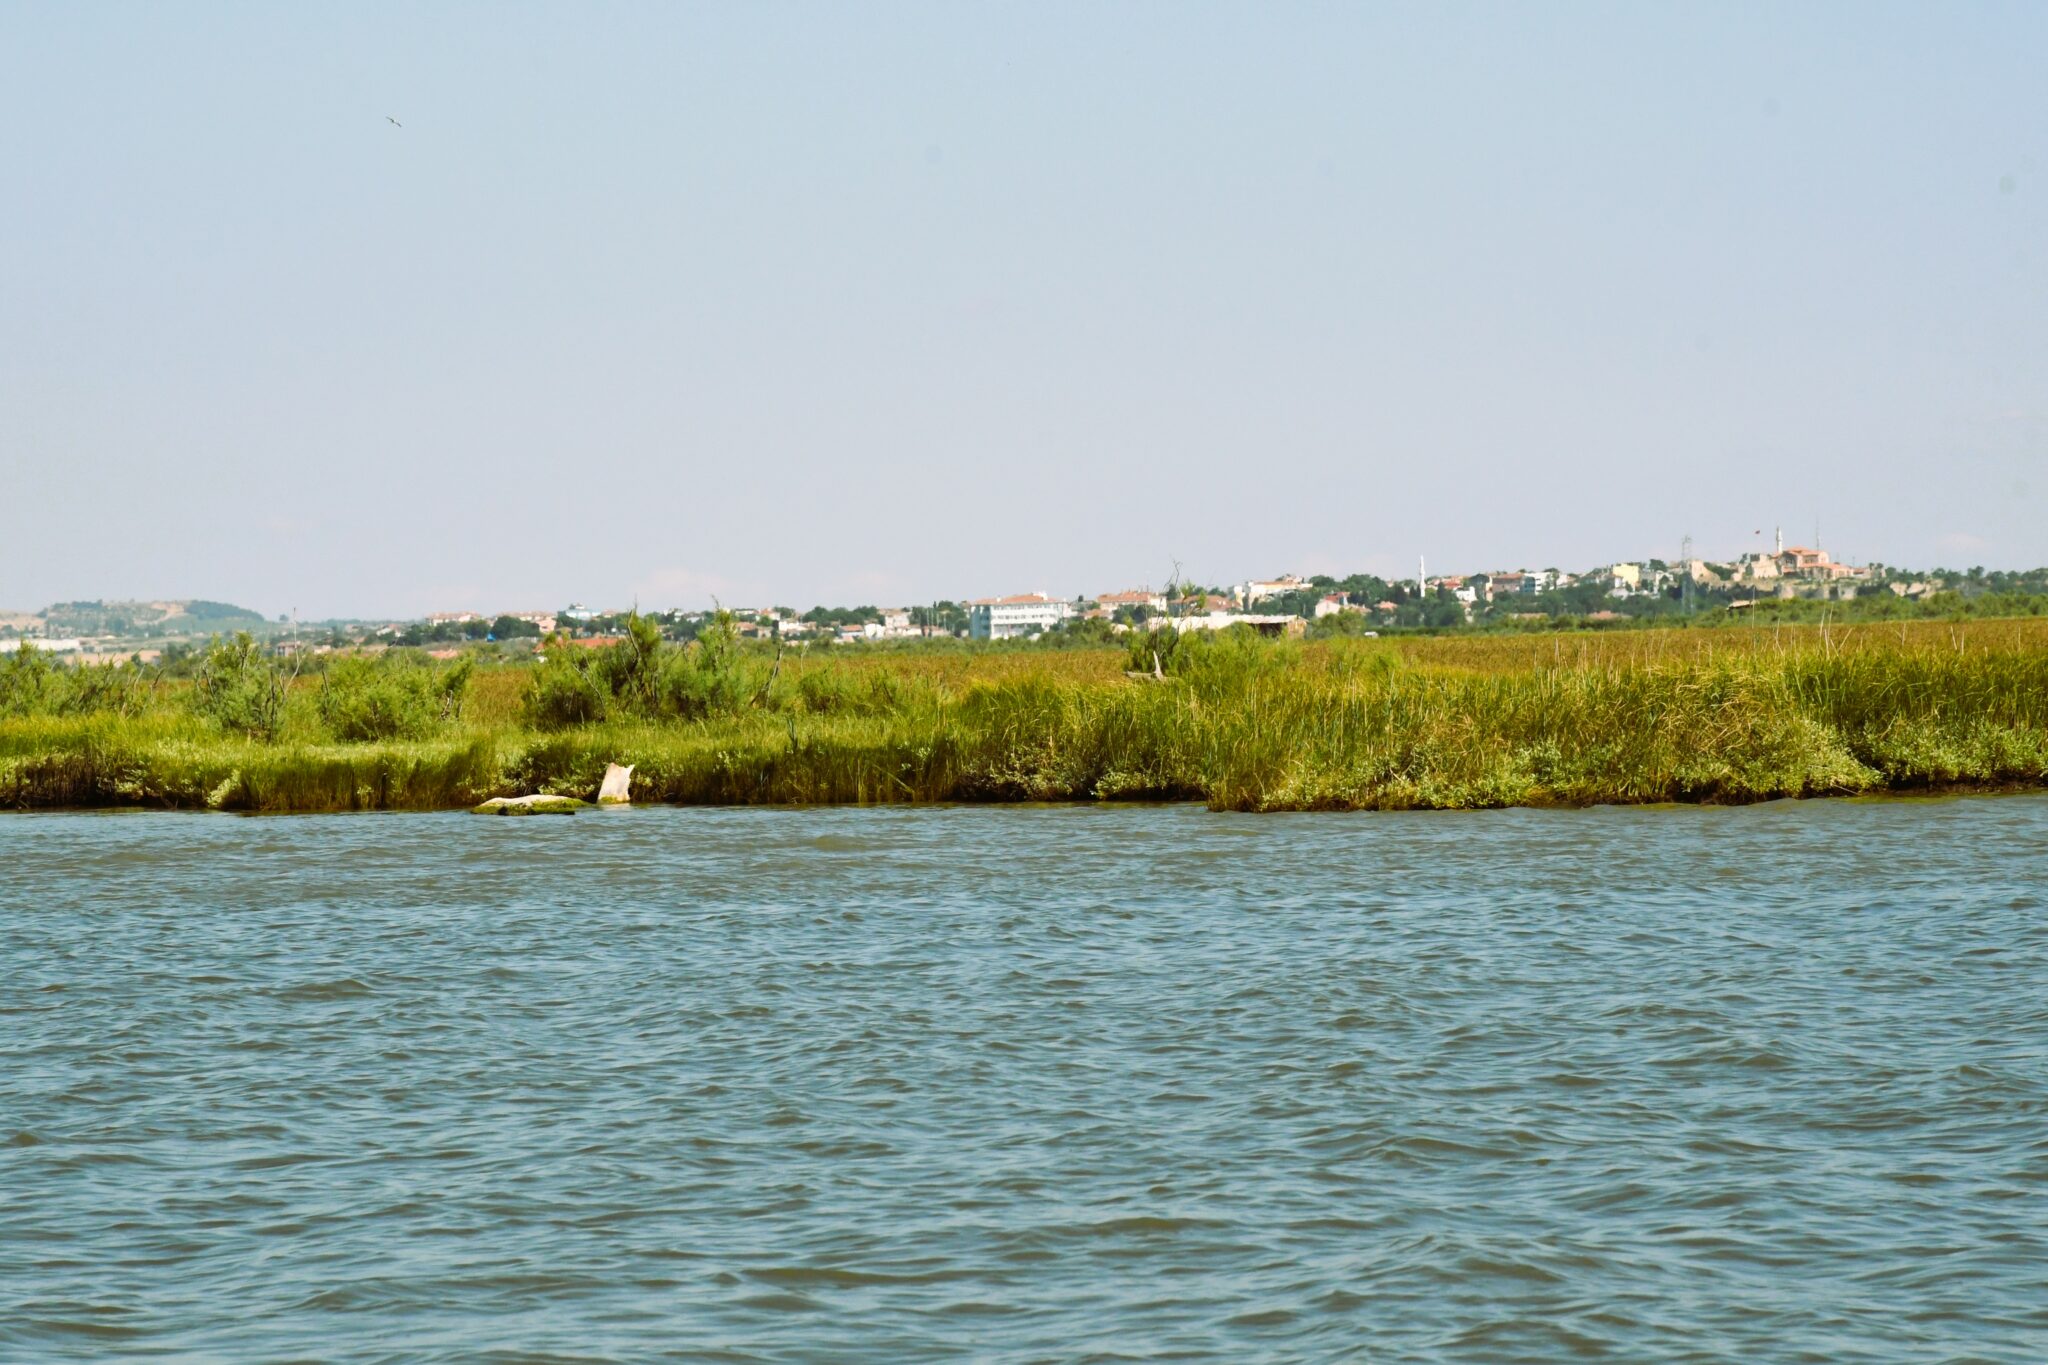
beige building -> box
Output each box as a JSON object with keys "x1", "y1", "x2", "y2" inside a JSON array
[
  {"x1": 1313, "y1": 593, "x2": 1357, "y2": 618},
  {"x1": 1236, "y1": 575, "x2": 1312, "y2": 604},
  {"x1": 1738, "y1": 553, "x2": 1782, "y2": 581},
  {"x1": 1776, "y1": 546, "x2": 1865, "y2": 581}
]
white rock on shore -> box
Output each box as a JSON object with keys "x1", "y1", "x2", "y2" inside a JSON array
[{"x1": 471, "y1": 794, "x2": 585, "y2": 816}]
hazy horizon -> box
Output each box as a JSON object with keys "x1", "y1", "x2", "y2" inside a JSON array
[
  {"x1": 5, "y1": 3, "x2": 2043, "y2": 618},
  {"x1": 4, "y1": 521, "x2": 2042, "y2": 625}
]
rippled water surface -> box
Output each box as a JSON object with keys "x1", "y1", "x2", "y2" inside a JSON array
[{"x1": 5, "y1": 798, "x2": 2048, "y2": 1362}]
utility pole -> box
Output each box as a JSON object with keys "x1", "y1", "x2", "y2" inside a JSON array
[{"x1": 1680, "y1": 534, "x2": 1694, "y2": 614}]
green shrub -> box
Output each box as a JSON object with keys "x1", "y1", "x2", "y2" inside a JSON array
[
  {"x1": 55, "y1": 661, "x2": 149, "y2": 717},
  {"x1": 318, "y1": 653, "x2": 473, "y2": 741},
  {"x1": 592, "y1": 613, "x2": 667, "y2": 712},
  {"x1": 193, "y1": 633, "x2": 286, "y2": 740},
  {"x1": 0, "y1": 646, "x2": 153, "y2": 719},
  {"x1": 523, "y1": 612, "x2": 766, "y2": 728},
  {"x1": 523, "y1": 649, "x2": 609, "y2": 729},
  {"x1": 1125, "y1": 625, "x2": 1184, "y2": 674},
  {"x1": 0, "y1": 643, "x2": 56, "y2": 717},
  {"x1": 655, "y1": 617, "x2": 764, "y2": 719},
  {"x1": 1124, "y1": 621, "x2": 1274, "y2": 680}
]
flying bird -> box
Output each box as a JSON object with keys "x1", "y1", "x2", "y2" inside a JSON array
[{"x1": 387, "y1": 115, "x2": 402, "y2": 127}]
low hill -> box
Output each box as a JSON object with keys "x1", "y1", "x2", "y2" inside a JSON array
[{"x1": 38, "y1": 599, "x2": 269, "y2": 638}]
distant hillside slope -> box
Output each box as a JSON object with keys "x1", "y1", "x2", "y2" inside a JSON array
[{"x1": 38, "y1": 599, "x2": 268, "y2": 637}]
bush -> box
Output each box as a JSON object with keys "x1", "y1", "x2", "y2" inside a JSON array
[
  {"x1": 655, "y1": 612, "x2": 763, "y2": 719},
  {"x1": 1306, "y1": 610, "x2": 1377, "y2": 640},
  {"x1": 0, "y1": 642, "x2": 56, "y2": 717},
  {"x1": 592, "y1": 613, "x2": 667, "y2": 712},
  {"x1": 0, "y1": 645, "x2": 154, "y2": 719},
  {"x1": 318, "y1": 653, "x2": 473, "y2": 741},
  {"x1": 1124, "y1": 623, "x2": 1235, "y2": 676},
  {"x1": 520, "y1": 612, "x2": 768, "y2": 728},
  {"x1": 523, "y1": 650, "x2": 610, "y2": 729},
  {"x1": 1125, "y1": 626, "x2": 1176, "y2": 675},
  {"x1": 193, "y1": 633, "x2": 286, "y2": 740},
  {"x1": 56, "y1": 661, "x2": 149, "y2": 717}
]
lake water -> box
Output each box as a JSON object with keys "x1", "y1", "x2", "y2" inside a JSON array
[{"x1": 4, "y1": 798, "x2": 2046, "y2": 1362}]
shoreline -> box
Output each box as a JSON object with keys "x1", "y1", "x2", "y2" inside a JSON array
[
  {"x1": 5, "y1": 746, "x2": 2046, "y2": 816},
  {"x1": 6, "y1": 779, "x2": 2048, "y2": 817}
]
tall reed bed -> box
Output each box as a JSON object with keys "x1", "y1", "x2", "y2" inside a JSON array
[{"x1": 3, "y1": 620, "x2": 2045, "y2": 812}]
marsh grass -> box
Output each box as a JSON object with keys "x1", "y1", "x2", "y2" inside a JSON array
[{"x1": 4, "y1": 619, "x2": 2045, "y2": 812}]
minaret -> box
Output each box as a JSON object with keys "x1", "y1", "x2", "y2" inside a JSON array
[
  {"x1": 1418, "y1": 555, "x2": 1426, "y2": 596},
  {"x1": 1774, "y1": 526, "x2": 1783, "y2": 554}
]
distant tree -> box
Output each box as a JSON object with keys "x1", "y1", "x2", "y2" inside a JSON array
[
  {"x1": 801, "y1": 605, "x2": 882, "y2": 627},
  {"x1": 1042, "y1": 617, "x2": 1117, "y2": 647},
  {"x1": 910, "y1": 602, "x2": 967, "y2": 634},
  {"x1": 1306, "y1": 611, "x2": 1376, "y2": 640},
  {"x1": 1424, "y1": 598, "x2": 1466, "y2": 629}
]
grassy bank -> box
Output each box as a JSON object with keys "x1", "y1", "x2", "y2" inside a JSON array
[{"x1": 4, "y1": 619, "x2": 2047, "y2": 812}]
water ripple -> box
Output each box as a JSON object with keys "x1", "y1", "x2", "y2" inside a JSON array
[{"x1": 3, "y1": 798, "x2": 2047, "y2": 1360}]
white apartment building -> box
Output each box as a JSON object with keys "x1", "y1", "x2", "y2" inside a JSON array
[{"x1": 968, "y1": 593, "x2": 1075, "y2": 639}]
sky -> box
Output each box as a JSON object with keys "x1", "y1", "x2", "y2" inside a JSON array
[{"x1": 2, "y1": 2, "x2": 2043, "y2": 618}]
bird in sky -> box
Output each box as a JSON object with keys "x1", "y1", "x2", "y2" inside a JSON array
[{"x1": 387, "y1": 115, "x2": 402, "y2": 128}]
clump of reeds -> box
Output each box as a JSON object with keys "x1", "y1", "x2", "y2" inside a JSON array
[
  {"x1": 317, "y1": 652, "x2": 473, "y2": 741},
  {"x1": 0, "y1": 642, "x2": 155, "y2": 720}
]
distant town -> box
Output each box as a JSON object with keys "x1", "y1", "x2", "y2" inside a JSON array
[{"x1": 6, "y1": 531, "x2": 2046, "y2": 663}]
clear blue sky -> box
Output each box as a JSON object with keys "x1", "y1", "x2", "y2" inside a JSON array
[{"x1": 3, "y1": 2, "x2": 2042, "y2": 617}]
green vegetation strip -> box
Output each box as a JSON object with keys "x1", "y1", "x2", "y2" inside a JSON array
[{"x1": 5, "y1": 618, "x2": 2048, "y2": 813}]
